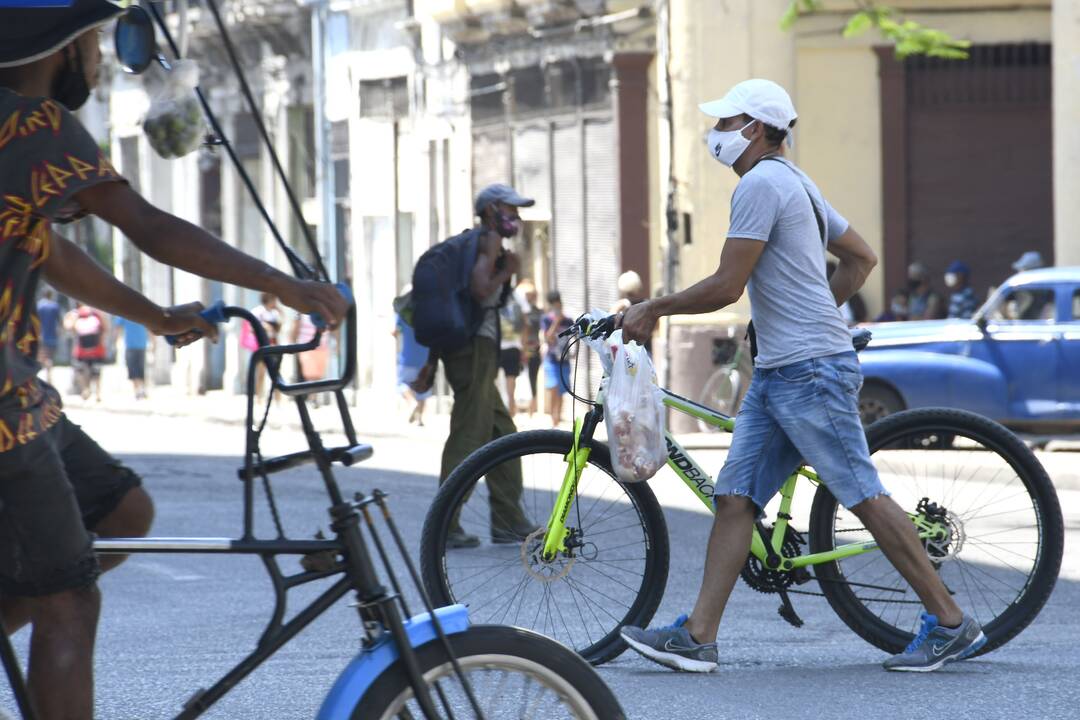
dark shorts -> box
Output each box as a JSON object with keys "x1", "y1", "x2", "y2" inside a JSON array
[
  {"x1": 0, "y1": 415, "x2": 142, "y2": 597},
  {"x1": 499, "y1": 347, "x2": 522, "y2": 376},
  {"x1": 126, "y1": 348, "x2": 146, "y2": 381},
  {"x1": 77, "y1": 358, "x2": 103, "y2": 378}
]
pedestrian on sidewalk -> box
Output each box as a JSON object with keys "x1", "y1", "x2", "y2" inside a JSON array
[
  {"x1": 418, "y1": 183, "x2": 539, "y2": 549},
  {"x1": 520, "y1": 280, "x2": 544, "y2": 416},
  {"x1": 66, "y1": 302, "x2": 108, "y2": 402},
  {"x1": 393, "y1": 289, "x2": 431, "y2": 425},
  {"x1": 945, "y1": 261, "x2": 978, "y2": 320},
  {"x1": 541, "y1": 291, "x2": 573, "y2": 427},
  {"x1": 36, "y1": 287, "x2": 62, "y2": 385},
  {"x1": 0, "y1": 5, "x2": 348, "y2": 716},
  {"x1": 113, "y1": 315, "x2": 149, "y2": 399},
  {"x1": 249, "y1": 292, "x2": 282, "y2": 399},
  {"x1": 906, "y1": 261, "x2": 943, "y2": 321},
  {"x1": 611, "y1": 271, "x2": 653, "y2": 354},
  {"x1": 498, "y1": 284, "x2": 525, "y2": 416},
  {"x1": 618, "y1": 78, "x2": 985, "y2": 674}
]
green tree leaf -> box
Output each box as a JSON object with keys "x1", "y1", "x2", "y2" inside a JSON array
[{"x1": 843, "y1": 11, "x2": 873, "y2": 38}]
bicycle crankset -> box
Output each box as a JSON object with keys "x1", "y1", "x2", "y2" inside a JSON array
[
  {"x1": 741, "y1": 523, "x2": 813, "y2": 629},
  {"x1": 740, "y1": 524, "x2": 810, "y2": 594}
]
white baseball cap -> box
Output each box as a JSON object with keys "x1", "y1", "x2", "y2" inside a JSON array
[{"x1": 699, "y1": 79, "x2": 798, "y2": 147}]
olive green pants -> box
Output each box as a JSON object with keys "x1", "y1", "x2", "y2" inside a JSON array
[{"x1": 439, "y1": 336, "x2": 525, "y2": 528}]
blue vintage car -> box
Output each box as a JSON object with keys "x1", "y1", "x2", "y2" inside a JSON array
[{"x1": 859, "y1": 267, "x2": 1080, "y2": 434}]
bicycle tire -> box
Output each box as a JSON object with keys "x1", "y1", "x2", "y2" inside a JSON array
[
  {"x1": 808, "y1": 407, "x2": 1063, "y2": 656},
  {"x1": 350, "y1": 624, "x2": 626, "y2": 719},
  {"x1": 420, "y1": 430, "x2": 669, "y2": 666}
]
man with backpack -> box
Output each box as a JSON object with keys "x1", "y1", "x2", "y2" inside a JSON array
[{"x1": 410, "y1": 184, "x2": 539, "y2": 548}]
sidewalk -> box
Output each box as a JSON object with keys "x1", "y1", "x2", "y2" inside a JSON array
[{"x1": 52, "y1": 363, "x2": 632, "y2": 443}]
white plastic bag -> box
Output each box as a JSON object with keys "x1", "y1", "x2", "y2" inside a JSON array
[
  {"x1": 604, "y1": 339, "x2": 666, "y2": 484},
  {"x1": 143, "y1": 60, "x2": 203, "y2": 159}
]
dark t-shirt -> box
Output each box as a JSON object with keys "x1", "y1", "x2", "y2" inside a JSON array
[
  {"x1": 0, "y1": 89, "x2": 124, "y2": 452},
  {"x1": 540, "y1": 313, "x2": 573, "y2": 362},
  {"x1": 36, "y1": 298, "x2": 61, "y2": 346}
]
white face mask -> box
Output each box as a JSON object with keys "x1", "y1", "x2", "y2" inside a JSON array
[
  {"x1": 706, "y1": 120, "x2": 755, "y2": 167},
  {"x1": 945, "y1": 273, "x2": 959, "y2": 288}
]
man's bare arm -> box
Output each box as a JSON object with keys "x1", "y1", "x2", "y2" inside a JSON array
[
  {"x1": 650, "y1": 238, "x2": 766, "y2": 317},
  {"x1": 620, "y1": 238, "x2": 765, "y2": 344},
  {"x1": 43, "y1": 232, "x2": 216, "y2": 340},
  {"x1": 470, "y1": 231, "x2": 514, "y2": 301},
  {"x1": 826, "y1": 226, "x2": 877, "y2": 307},
  {"x1": 74, "y1": 182, "x2": 346, "y2": 325}
]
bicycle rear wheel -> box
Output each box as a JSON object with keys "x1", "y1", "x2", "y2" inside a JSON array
[
  {"x1": 420, "y1": 430, "x2": 669, "y2": 665},
  {"x1": 350, "y1": 625, "x2": 625, "y2": 719},
  {"x1": 808, "y1": 408, "x2": 1063, "y2": 655}
]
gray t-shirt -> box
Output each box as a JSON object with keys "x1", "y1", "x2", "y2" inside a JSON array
[{"x1": 727, "y1": 157, "x2": 852, "y2": 369}]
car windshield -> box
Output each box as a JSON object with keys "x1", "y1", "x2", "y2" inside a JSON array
[{"x1": 980, "y1": 287, "x2": 1056, "y2": 322}]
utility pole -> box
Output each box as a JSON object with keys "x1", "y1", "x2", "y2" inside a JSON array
[{"x1": 309, "y1": 0, "x2": 337, "y2": 282}]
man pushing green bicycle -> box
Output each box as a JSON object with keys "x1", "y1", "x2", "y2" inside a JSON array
[{"x1": 618, "y1": 78, "x2": 985, "y2": 673}]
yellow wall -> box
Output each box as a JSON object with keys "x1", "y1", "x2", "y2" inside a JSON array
[{"x1": 665, "y1": 0, "x2": 1054, "y2": 323}]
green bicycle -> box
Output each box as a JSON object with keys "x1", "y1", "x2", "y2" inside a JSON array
[{"x1": 420, "y1": 313, "x2": 1064, "y2": 665}]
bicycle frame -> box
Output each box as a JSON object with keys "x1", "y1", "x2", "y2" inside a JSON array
[
  {"x1": 0, "y1": 307, "x2": 476, "y2": 720},
  {"x1": 541, "y1": 385, "x2": 949, "y2": 572}
]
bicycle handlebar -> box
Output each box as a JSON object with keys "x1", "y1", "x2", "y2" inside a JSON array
[
  {"x1": 165, "y1": 282, "x2": 353, "y2": 346},
  {"x1": 560, "y1": 312, "x2": 620, "y2": 342}
]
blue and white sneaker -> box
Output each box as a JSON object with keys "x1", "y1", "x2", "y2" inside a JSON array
[
  {"x1": 620, "y1": 614, "x2": 718, "y2": 673},
  {"x1": 883, "y1": 613, "x2": 987, "y2": 672}
]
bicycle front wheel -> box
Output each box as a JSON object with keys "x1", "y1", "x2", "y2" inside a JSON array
[
  {"x1": 420, "y1": 430, "x2": 669, "y2": 665},
  {"x1": 808, "y1": 408, "x2": 1064, "y2": 655},
  {"x1": 350, "y1": 625, "x2": 625, "y2": 719}
]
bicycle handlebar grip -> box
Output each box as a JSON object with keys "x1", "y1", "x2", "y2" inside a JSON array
[
  {"x1": 164, "y1": 301, "x2": 228, "y2": 346},
  {"x1": 310, "y1": 282, "x2": 354, "y2": 330}
]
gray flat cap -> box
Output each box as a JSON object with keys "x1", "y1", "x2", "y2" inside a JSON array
[{"x1": 474, "y1": 183, "x2": 535, "y2": 216}]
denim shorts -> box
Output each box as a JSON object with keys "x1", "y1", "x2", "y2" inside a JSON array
[
  {"x1": 0, "y1": 413, "x2": 142, "y2": 597},
  {"x1": 544, "y1": 357, "x2": 571, "y2": 395},
  {"x1": 715, "y1": 351, "x2": 887, "y2": 514}
]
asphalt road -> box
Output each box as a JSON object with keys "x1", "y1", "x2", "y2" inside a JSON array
[{"x1": 3, "y1": 407, "x2": 1079, "y2": 719}]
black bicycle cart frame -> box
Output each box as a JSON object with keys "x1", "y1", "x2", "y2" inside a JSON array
[{"x1": 0, "y1": 0, "x2": 482, "y2": 714}]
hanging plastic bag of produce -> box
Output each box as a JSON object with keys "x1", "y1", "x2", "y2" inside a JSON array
[
  {"x1": 143, "y1": 59, "x2": 204, "y2": 159},
  {"x1": 604, "y1": 337, "x2": 666, "y2": 484}
]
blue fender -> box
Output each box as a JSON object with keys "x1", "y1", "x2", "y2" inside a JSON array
[
  {"x1": 316, "y1": 604, "x2": 471, "y2": 720},
  {"x1": 860, "y1": 350, "x2": 1010, "y2": 418}
]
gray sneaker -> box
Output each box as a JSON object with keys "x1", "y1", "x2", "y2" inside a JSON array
[
  {"x1": 620, "y1": 614, "x2": 718, "y2": 673},
  {"x1": 883, "y1": 613, "x2": 986, "y2": 672}
]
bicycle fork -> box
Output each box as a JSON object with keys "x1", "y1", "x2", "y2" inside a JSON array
[{"x1": 541, "y1": 410, "x2": 603, "y2": 561}]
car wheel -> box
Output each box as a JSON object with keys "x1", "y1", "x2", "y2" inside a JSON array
[{"x1": 858, "y1": 383, "x2": 903, "y2": 426}]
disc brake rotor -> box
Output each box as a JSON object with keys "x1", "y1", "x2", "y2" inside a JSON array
[{"x1": 520, "y1": 527, "x2": 576, "y2": 583}]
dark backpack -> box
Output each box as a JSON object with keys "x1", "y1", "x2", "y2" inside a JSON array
[{"x1": 411, "y1": 228, "x2": 485, "y2": 353}]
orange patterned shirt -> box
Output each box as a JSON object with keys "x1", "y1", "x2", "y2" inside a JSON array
[{"x1": 0, "y1": 89, "x2": 124, "y2": 452}]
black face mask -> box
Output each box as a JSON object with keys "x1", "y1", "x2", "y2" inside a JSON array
[
  {"x1": 52, "y1": 46, "x2": 90, "y2": 111},
  {"x1": 493, "y1": 209, "x2": 520, "y2": 238}
]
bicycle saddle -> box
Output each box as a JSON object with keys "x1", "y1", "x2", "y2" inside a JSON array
[{"x1": 851, "y1": 327, "x2": 873, "y2": 352}]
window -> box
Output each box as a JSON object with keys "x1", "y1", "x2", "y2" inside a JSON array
[
  {"x1": 359, "y1": 77, "x2": 409, "y2": 120},
  {"x1": 988, "y1": 288, "x2": 1055, "y2": 322},
  {"x1": 1072, "y1": 291, "x2": 1080, "y2": 320}
]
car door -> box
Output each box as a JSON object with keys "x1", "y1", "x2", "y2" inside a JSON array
[
  {"x1": 971, "y1": 285, "x2": 1061, "y2": 420},
  {"x1": 1058, "y1": 288, "x2": 1080, "y2": 417}
]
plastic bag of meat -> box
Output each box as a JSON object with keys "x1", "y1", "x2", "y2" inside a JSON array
[{"x1": 603, "y1": 338, "x2": 665, "y2": 484}]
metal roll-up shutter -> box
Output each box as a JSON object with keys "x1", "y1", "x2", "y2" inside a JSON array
[
  {"x1": 552, "y1": 121, "x2": 586, "y2": 319},
  {"x1": 581, "y1": 117, "x2": 619, "y2": 394},
  {"x1": 512, "y1": 125, "x2": 551, "y2": 219},
  {"x1": 472, "y1": 127, "x2": 511, "y2": 198},
  {"x1": 583, "y1": 117, "x2": 619, "y2": 314}
]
